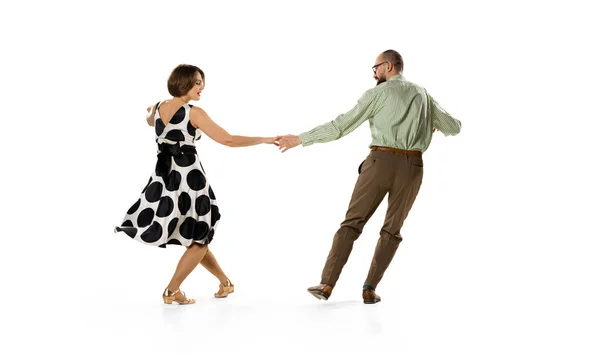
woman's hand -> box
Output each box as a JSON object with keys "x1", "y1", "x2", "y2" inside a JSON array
[{"x1": 263, "y1": 137, "x2": 281, "y2": 146}]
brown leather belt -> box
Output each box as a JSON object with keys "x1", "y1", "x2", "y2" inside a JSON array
[{"x1": 370, "y1": 146, "x2": 422, "y2": 156}]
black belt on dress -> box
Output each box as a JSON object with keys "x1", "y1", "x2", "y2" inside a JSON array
[{"x1": 155, "y1": 142, "x2": 197, "y2": 178}]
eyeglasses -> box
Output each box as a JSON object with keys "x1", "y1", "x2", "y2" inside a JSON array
[{"x1": 372, "y1": 62, "x2": 387, "y2": 73}]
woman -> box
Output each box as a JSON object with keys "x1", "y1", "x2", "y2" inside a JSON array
[{"x1": 115, "y1": 64, "x2": 277, "y2": 304}]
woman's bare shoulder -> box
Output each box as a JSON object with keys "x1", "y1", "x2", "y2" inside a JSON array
[{"x1": 190, "y1": 105, "x2": 208, "y2": 116}]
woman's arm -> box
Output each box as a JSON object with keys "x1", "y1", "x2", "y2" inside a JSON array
[
  {"x1": 190, "y1": 106, "x2": 276, "y2": 147},
  {"x1": 146, "y1": 105, "x2": 156, "y2": 126}
]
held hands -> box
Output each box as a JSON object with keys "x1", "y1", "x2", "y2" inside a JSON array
[
  {"x1": 274, "y1": 135, "x2": 301, "y2": 153},
  {"x1": 260, "y1": 134, "x2": 301, "y2": 152},
  {"x1": 263, "y1": 137, "x2": 281, "y2": 146}
]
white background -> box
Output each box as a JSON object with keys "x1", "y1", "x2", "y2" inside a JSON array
[{"x1": 1, "y1": 0, "x2": 599, "y2": 353}]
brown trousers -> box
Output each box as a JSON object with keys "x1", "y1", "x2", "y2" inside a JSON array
[{"x1": 320, "y1": 150, "x2": 424, "y2": 289}]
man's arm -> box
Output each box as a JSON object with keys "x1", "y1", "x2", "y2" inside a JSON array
[
  {"x1": 299, "y1": 89, "x2": 379, "y2": 147},
  {"x1": 429, "y1": 94, "x2": 461, "y2": 136}
]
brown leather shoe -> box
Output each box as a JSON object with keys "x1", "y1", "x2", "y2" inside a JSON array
[
  {"x1": 362, "y1": 289, "x2": 381, "y2": 304},
  {"x1": 307, "y1": 284, "x2": 333, "y2": 300}
]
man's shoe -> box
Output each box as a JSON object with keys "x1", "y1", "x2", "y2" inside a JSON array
[
  {"x1": 307, "y1": 284, "x2": 333, "y2": 300},
  {"x1": 362, "y1": 289, "x2": 381, "y2": 304}
]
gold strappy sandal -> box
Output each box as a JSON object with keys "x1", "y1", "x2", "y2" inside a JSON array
[
  {"x1": 214, "y1": 280, "x2": 234, "y2": 298},
  {"x1": 163, "y1": 288, "x2": 196, "y2": 305}
]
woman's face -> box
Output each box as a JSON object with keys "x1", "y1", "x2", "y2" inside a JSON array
[{"x1": 187, "y1": 72, "x2": 205, "y2": 101}]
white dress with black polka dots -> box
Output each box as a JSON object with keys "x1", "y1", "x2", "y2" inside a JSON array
[{"x1": 115, "y1": 102, "x2": 220, "y2": 248}]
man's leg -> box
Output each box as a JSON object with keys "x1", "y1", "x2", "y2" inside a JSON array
[
  {"x1": 320, "y1": 156, "x2": 389, "y2": 287},
  {"x1": 364, "y1": 154, "x2": 424, "y2": 291}
]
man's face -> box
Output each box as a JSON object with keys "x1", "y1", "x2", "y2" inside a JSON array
[{"x1": 372, "y1": 55, "x2": 388, "y2": 85}]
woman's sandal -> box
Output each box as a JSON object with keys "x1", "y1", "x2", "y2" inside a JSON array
[
  {"x1": 163, "y1": 288, "x2": 196, "y2": 305},
  {"x1": 214, "y1": 280, "x2": 234, "y2": 298}
]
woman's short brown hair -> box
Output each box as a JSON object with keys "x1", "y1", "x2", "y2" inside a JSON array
[{"x1": 167, "y1": 64, "x2": 205, "y2": 97}]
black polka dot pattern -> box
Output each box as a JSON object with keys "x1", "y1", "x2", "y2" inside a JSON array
[
  {"x1": 127, "y1": 199, "x2": 141, "y2": 215},
  {"x1": 142, "y1": 177, "x2": 152, "y2": 193},
  {"x1": 156, "y1": 196, "x2": 174, "y2": 217},
  {"x1": 194, "y1": 221, "x2": 209, "y2": 240},
  {"x1": 165, "y1": 130, "x2": 185, "y2": 142},
  {"x1": 196, "y1": 195, "x2": 210, "y2": 216},
  {"x1": 155, "y1": 119, "x2": 165, "y2": 136},
  {"x1": 187, "y1": 169, "x2": 206, "y2": 191},
  {"x1": 178, "y1": 192, "x2": 191, "y2": 214},
  {"x1": 115, "y1": 102, "x2": 219, "y2": 247},
  {"x1": 168, "y1": 218, "x2": 179, "y2": 236},
  {"x1": 169, "y1": 107, "x2": 186, "y2": 125},
  {"x1": 187, "y1": 121, "x2": 197, "y2": 137},
  {"x1": 167, "y1": 238, "x2": 182, "y2": 245},
  {"x1": 140, "y1": 221, "x2": 162, "y2": 243},
  {"x1": 164, "y1": 170, "x2": 182, "y2": 191},
  {"x1": 117, "y1": 226, "x2": 137, "y2": 238},
  {"x1": 180, "y1": 217, "x2": 196, "y2": 240},
  {"x1": 145, "y1": 182, "x2": 163, "y2": 203},
  {"x1": 174, "y1": 153, "x2": 196, "y2": 168},
  {"x1": 211, "y1": 205, "x2": 221, "y2": 227},
  {"x1": 137, "y1": 208, "x2": 154, "y2": 228}
]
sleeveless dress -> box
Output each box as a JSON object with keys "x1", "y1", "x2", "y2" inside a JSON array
[{"x1": 114, "y1": 102, "x2": 221, "y2": 248}]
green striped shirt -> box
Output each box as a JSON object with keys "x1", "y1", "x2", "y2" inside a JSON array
[{"x1": 299, "y1": 75, "x2": 461, "y2": 152}]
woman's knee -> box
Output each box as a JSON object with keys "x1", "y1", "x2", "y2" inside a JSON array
[{"x1": 187, "y1": 243, "x2": 208, "y2": 253}]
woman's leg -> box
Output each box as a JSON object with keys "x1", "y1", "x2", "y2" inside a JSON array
[
  {"x1": 166, "y1": 243, "x2": 208, "y2": 291},
  {"x1": 199, "y1": 248, "x2": 229, "y2": 285}
]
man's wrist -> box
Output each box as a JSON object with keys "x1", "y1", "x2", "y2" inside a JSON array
[{"x1": 298, "y1": 132, "x2": 311, "y2": 147}]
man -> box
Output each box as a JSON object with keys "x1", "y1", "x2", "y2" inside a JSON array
[{"x1": 277, "y1": 50, "x2": 461, "y2": 304}]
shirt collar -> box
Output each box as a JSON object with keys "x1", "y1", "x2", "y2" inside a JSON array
[{"x1": 388, "y1": 74, "x2": 405, "y2": 81}]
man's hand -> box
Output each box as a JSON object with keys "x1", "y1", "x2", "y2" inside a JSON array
[{"x1": 276, "y1": 134, "x2": 301, "y2": 153}]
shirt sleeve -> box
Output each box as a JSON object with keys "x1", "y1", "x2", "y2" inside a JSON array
[
  {"x1": 429, "y1": 94, "x2": 461, "y2": 136},
  {"x1": 299, "y1": 89, "x2": 378, "y2": 147}
]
